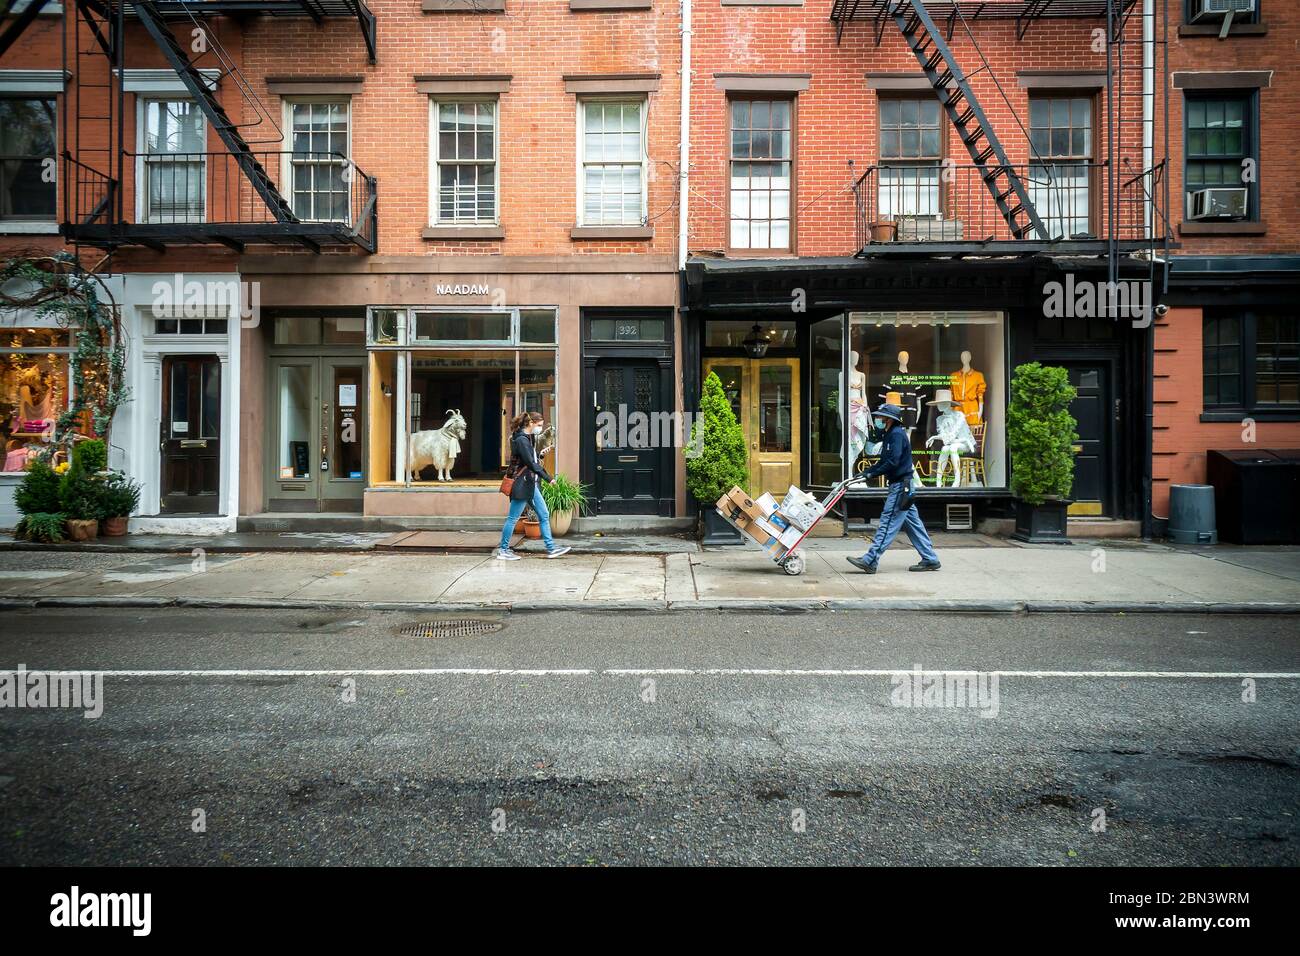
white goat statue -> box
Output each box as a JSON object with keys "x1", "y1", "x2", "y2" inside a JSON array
[{"x1": 408, "y1": 408, "x2": 468, "y2": 482}]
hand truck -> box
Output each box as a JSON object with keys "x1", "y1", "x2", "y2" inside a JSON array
[{"x1": 717, "y1": 475, "x2": 870, "y2": 576}]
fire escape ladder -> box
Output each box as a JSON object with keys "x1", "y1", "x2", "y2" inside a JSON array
[
  {"x1": 891, "y1": 0, "x2": 1047, "y2": 241},
  {"x1": 129, "y1": 0, "x2": 298, "y2": 224}
]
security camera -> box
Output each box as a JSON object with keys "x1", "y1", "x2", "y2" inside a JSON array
[{"x1": 1154, "y1": 303, "x2": 1169, "y2": 317}]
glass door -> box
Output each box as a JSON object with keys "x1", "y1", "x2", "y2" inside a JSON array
[
  {"x1": 703, "y1": 357, "x2": 800, "y2": 498},
  {"x1": 323, "y1": 358, "x2": 366, "y2": 509},
  {"x1": 269, "y1": 358, "x2": 366, "y2": 511}
]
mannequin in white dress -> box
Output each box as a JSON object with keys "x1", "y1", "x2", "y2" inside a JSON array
[{"x1": 840, "y1": 350, "x2": 873, "y2": 470}]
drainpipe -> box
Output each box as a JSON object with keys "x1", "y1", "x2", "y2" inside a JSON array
[
  {"x1": 1141, "y1": 0, "x2": 1156, "y2": 539},
  {"x1": 1142, "y1": 0, "x2": 1154, "y2": 235},
  {"x1": 678, "y1": 0, "x2": 692, "y2": 270}
]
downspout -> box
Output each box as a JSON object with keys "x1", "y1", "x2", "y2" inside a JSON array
[
  {"x1": 1141, "y1": 0, "x2": 1156, "y2": 539},
  {"x1": 678, "y1": 0, "x2": 692, "y2": 270}
]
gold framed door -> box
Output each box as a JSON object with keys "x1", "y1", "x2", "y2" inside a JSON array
[{"x1": 703, "y1": 356, "x2": 800, "y2": 498}]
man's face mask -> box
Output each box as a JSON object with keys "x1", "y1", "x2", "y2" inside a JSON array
[{"x1": 873, "y1": 418, "x2": 887, "y2": 430}]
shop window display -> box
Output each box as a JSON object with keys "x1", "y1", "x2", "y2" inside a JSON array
[
  {"x1": 848, "y1": 311, "x2": 1005, "y2": 489},
  {"x1": 2, "y1": 328, "x2": 71, "y2": 473}
]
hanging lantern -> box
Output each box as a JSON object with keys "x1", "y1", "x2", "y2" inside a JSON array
[{"x1": 742, "y1": 323, "x2": 769, "y2": 359}]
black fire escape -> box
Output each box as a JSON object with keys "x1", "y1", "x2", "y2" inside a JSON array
[
  {"x1": 833, "y1": 0, "x2": 1170, "y2": 291},
  {"x1": 51, "y1": 0, "x2": 378, "y2": 253}
]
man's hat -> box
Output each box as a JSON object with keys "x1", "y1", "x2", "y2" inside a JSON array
[{"x1": 874, "y1": 403, "x2": 905, "y2": 424}]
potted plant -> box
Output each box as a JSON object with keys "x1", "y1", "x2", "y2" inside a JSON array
[
  {"x1": 1007, "y1": 362, "x2": 1078, "y2": 544},
  {"x1": 13, "y1": 460, "x2": 67, "y2": 543},
  {"x1": 686, "y1": 370, "x2": 750, "y2": 545},
  {"x1": 57, "y1": 439, "x2": 110, "y2": 542},
  {"x1": 536, "y1": 474, "x2": 588, "y2": 537},
  {"x1": 99, "y1": 471, "x2": 141, "y2": 537}
]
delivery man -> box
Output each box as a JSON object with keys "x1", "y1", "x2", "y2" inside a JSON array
[{"x1": 846, "y1": 403, "x2": 941, "y2": 574}]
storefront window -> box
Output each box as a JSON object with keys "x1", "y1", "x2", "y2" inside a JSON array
[
  {"x1": 704, "y1": 320, "x2": 796, "y2": 350},
  {"x1": 847, "y1": 311, "x2": 1006, "y2": 489},
  {"x1": 414, "y1": 310, "x2": 511, "y2": 344},
  {"x1": 810, "y1": 315, "x2": 843, "y2": 486},
  {"x1": 277, "y1": 364, "x2": 313, "y2": 479},
  {"x1": 2, "y1": 327, "x2": 71, "y2": 473}
]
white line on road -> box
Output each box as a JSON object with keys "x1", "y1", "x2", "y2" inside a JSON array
[{"x1": 1, "y1": 668, "x2": 1298, "y2": 679}]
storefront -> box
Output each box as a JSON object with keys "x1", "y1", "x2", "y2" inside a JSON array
[
  {"x1": 239, "y1": 255, "x2": 683, "y2": 520},
  {"x1": 684, "y1": 255, "x2": 1149, "y2": 529}
]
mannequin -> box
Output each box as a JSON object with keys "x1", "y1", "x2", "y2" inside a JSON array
[
  {"x1": 926, "y1": 389, "x2": 976, "y2": 488},
  {"x1": 897, "y1": 350, "x2": 909, "y2": 374},
  {"x1": 950, "y1": 350, "x2": 986, "y2": 426},
  {"x1": 841, "y1": 350, "x2": 873, "y2": 469}
]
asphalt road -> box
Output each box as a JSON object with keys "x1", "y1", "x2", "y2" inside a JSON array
[{"x1": 0, "y1": 607, "x2": 1297, "y2": 866}]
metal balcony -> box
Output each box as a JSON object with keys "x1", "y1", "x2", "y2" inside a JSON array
[{"x1": 61, "y1": 150, "x2": 378, "y2": 253}]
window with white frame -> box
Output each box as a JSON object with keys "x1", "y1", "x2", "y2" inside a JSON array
[
  {"x1": 1028, "y1": 95, "x2": 1093, "y2": 240},
  {"x1": 142, "y1": 98, "x2": 205, "y2": 223},
  {"x1": 578, "y1": 98, "x2": 646, "y2": 226},
  {"x1": 729, "y1": 98, "x2": 793, "y2": 251},
  {"x1": 431, "y1": 99, "x2": 497, "y2": 224},
  {"x1": 0, "y1": 96, "x2": 56, "y2": 221},
  {"x1": 878, "y1": 98, "x2": 942, "y2": 221},
  {"x1": 287, "y1": 99, "x2": 350, "y2": 223}
]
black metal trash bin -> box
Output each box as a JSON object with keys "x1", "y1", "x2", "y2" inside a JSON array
[{"x1": 1206, "y1": 449, "x2": 1300, "y2": 545}]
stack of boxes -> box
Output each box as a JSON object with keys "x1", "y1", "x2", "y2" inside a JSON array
[{"x1": 714, "y1": 485, "x2": 825, "y2": 559}]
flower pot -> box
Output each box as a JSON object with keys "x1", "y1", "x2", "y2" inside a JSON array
[
  {"x1": 701, "y1": 504, "x2": 744, "y2": 546},
  {"x1": 1011, "y1": 498, "x2": 1072, "y2": 544},
  {"x1": 65, "y1": 518, "x2": 99, "y2": 542},
  {"x1": 870, "y1": 221, "x2": 897, "y2": 243},
  {"x1": 550, "y1": 509, "x2": 573, "y2": 537},
  {"x1": 101, "y1": 516, "x2": 128, "y2": 537},
  {"x1": 521, "y1": 518, "x2": 543, "y2": 540}
]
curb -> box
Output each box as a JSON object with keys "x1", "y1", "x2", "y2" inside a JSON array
[{"x1": 1, "y1": 595, "x2": 1298, "y2": 615}]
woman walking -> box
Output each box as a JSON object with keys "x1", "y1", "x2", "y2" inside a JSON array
[{"x1": 497, "y1": 411, "x2": 571, "y2": 560}]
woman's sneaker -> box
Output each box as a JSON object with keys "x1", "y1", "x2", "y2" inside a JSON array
[
  {"x1": 545, "y1": 546, "x2": 572, "y2": 559},
  {"x1": 495, "y1": 548, "x2": 521, "y2": 561}
]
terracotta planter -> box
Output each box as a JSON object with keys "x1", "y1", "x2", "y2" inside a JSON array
[
  {"x1": 521, "y1": 518, "x2": 543, "y2": 540},
  {"x1": 101, "y1": 516, "x2": 128, "y2": 537},
  {"x1": 550, "y1": 510, "x2": 573, "y2": 537},
  {"x1": 870, "y1": 221, "x2": 897, "y2": 243},
  {"x1": 65, "y1": 518, "x2": 98, "y2": 542}
]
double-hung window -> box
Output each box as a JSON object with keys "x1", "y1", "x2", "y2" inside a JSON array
[
  {"x1": 578, "y1": 99, "x2": 646, "y2": 226},
  {"x1": 878, "y1": 98, "x2": 942, "y2": 223},
  {"x1": 728, "y1": 98, "x2": 793, "y2": 252},
  {"x1": 288, "y1": 99, "x2": 350, "y2": 223},
  {"x1": 1204, "y1": 310, "x2": 1299, "y2": 414},
  {"x1": 142, "y1": 98, "x2": 205, "y2": 223},
  {"x1": 432, "y1": 100, "x2": 497, "y2": 224},
  {"x1": 1028, "y1": 96, "x2": 1093, "y2": 239},
  {"x1": 1185, "y1": 93, "x2": 1253, "y2": 219},
  {"x1": 0, "y1": 96, "x2": 56, "y2": 222}
]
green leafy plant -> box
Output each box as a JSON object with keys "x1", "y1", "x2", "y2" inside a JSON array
[
  {"x1": 686, "y1": 370, "x2": 749, "y2": 503},
  {"x1": 1007, "y1": 362, "x2": 1078, "y2": 505},
  {"x1": 58, "y1": 468, "x2": 106, "y2": 521},
  {"x1": 72, "y1": 438, "x2": 107, "y2": 474},
  {"x1": 13, "y1": 459, "x2": 62, "y2": 515},
  {"x1": 99, "y1": 471, "x2": 142, "y2": 518},
  {"x1": 15, "y1": 512, "x2": 67, "y2": 544},
  {"x1": 540, "y1": 473, "x2": 588, "y2": 516}
]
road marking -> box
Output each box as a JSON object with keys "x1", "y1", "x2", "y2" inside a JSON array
[{"x1": 1, "y1": 668, "x2": 1298, "y2": 679}]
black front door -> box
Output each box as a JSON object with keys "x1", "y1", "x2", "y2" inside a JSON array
[
  {"x1": 1061, "y1": 362, "x2": 1113, "y2": 517},
  {"x1": 160, "y1": 355, "x2": 221, "y2": 514},
  {"x1": 593, "y1": 359, "x2": 664, "y2": 513}
]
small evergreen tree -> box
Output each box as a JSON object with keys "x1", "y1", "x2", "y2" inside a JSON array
[
  {"x1": 1007, "y1": 362, "x2": 1078, "y2": 505},
  {"x1": 14, "y1": 459, "x2": 63, "y2": 515},
  {"x1": 686, "y1": 370, "x2": 749, "y2": 503}
]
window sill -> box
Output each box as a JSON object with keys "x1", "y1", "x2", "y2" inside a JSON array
[
  {"x1": 0, "y1": 221, "x2": 59, "y2": 234},
  {"x1": 571, "y1": 225, "x2": 653, "y2": 240},
  {"x1": 570, "y1": 0, "x2": 652, "y2": 9},
  {"x1": 1178, "y1": 23, "x2": 1267, "y2": 38},
  {"x1": 422, "y1": 225, "x2": 504, "y2": 240},
  {"x1": 720, "y1": 0, "x2": 803, "y2": 4},
  {"x1": 421, "y1": 0, "x2": 504, "y2": 11},
  {"x1": 1179, "y1": 220, "x2": 1266, "y2": 236},
  {"x1": 1200, "y1": 409, "x2": 1300, "y2": 423}
]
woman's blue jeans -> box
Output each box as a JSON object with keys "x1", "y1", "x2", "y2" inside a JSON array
[{"x1": 500, "y1": 485, "x2": 555, "y2": 552}]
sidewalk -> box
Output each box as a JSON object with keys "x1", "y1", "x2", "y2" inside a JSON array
[{"x1": 2, "y1": 535, "x2": 1298, "y2": 613}]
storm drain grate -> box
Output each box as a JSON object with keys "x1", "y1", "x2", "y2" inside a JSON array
[{"x1": 397, "y1": 619, "x2": 505, "y2": 639}]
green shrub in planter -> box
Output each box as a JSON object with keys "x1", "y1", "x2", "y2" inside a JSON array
[
  {"x1": 14, "y1": 459, "x2": 62, "y2": 516},
  {"x1": 15, "y1": 512, "x2": 68, "y2": 544},
  {"x1": 540, "y1": 474, "x2": 588, "y2": 516},
  {"x1": 72, "y1": 438, "x2": 107, "y2": 474},
  {"x1": 686, "y1": 370, "x2": 748, "y2": 504},
  {"x1": 58, "y1": 468, "x2": 106, "y2": 521},
  {"x1": 1007, "y1": 362, "x2": 1078, "y2": 505},
  {"x1": 100, "y1": 471, "x2": 142, "y2": 518}
]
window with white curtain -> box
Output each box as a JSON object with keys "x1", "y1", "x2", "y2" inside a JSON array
[
  {"x1": 142, "y1": 99, "x2": 205, "y2": 223},
  {"x1": 578, "y1": 99, "x2": 645, "y2": 226}
]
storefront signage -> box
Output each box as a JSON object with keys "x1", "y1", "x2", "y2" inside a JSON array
[{"x1": 435, "y1": 284, "x2": 491, "y2": 296}]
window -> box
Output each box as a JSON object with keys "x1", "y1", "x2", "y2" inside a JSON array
[
  {"x1": 878, "y1": 98, "x2": 942, "y2": 221},
  {"x1": 0, "y1": 96, "x2": 56, "y2": 221},
  {"x1": 728, "y1": 98, "x2": 793, "y2": 251},
  {"x1": 1185, "y1": 93, "x2": 1253, "y2": 219},
  {"x1": 1183, "y1": 0, "x2": 1260, "y2": 26},
  {"x1": 154, "y1": 314, "x2": 228, "y2": 335},
  {"x1": 272, "y1": 315, "x2": 366, "y2": 345},
  {"x1": 1204, "y1": 310, "x2": 1299, "y2": 411},
  {"x1": 432, "y1": 100, "x2": 497, "y2": 224},
  {"x1": 287, "y1": 100, "x2": 350, "y2": 223},
  {"x1": 1029, "y1": 96, "x2": 1093, "y2": 239},
  {"x1": 578, "y1": 99, "x2": 645, "y2": 226},
  {"x1": 1, "y1": 327, "x2": 72, "y2": 472},
  {"x1": 142, "y1": 98, "x2": 205, "y2": 223}
]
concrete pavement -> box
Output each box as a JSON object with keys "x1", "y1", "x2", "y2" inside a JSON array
[{"x1": 1, "y1": 539, "x2": 1299, "y2": 613}]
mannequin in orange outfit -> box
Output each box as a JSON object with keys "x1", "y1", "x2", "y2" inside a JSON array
[{"x1": 950, "y1": 351, "x2": 985, "y2": 426}]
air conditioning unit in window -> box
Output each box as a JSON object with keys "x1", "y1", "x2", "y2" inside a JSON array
[
  {"x1": 1188, "y1": 187, "x2": 1248, "y2": 221},
  {"x1": 1191, "y1": 0, "x2": 1255, "y2": 21}
]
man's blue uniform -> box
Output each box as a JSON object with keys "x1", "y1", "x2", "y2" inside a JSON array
[{"x1": 856, "y1": 408, "x2": 940, "y2": 571}]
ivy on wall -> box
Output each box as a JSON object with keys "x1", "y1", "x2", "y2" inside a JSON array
[{"x1": 0, "y1": 251, "x2": 128, "y2": 456}]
